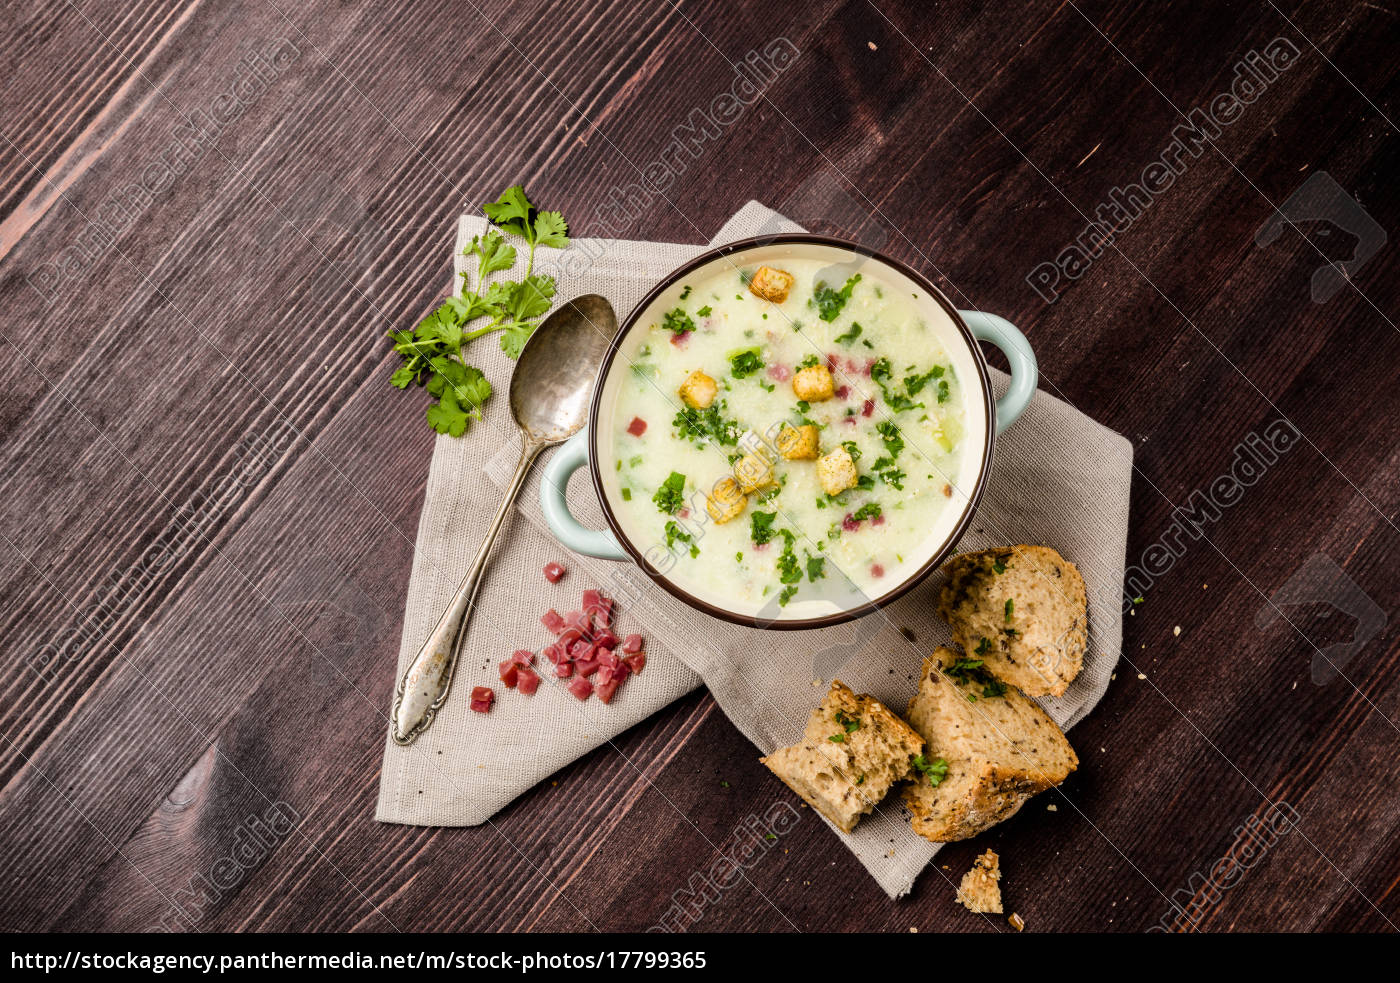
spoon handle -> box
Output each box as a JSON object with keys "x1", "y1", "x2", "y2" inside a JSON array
[{"x1": 391, "y1": 437, "x2": 540, "y2": 745}]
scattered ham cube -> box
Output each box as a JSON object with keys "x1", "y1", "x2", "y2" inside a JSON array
[
  {"x1": 469, "y1": 686, "x2": 494, "y2": 713},
  {"x1": 670, "y1": 330, "x2": 690, "y2": 347},
  {"x1": 835, "y1": 385, "x2": 850, "y2": 400},
  {"x1": 622, "y1": 634, "x2": 644, "y2": 653},
  {"x1": 541, "y1": 609, "x2": 565, "y2": 634},
  {"x1": 871, "y1": 563, "x2": 885, "y2": 578},
  {"x1": 511, "y1": 649, "x2": 535, "y2": 666},
  {"x1": 498, "y1": 661, "x2": 519, "y2": 688},
  {"x1": 592, "y1": 629, "x2": 618, "y2": 650},
  {"x1": 556, "y1": 660, "x2": 574, "y2": 679},
  {"x1": 767, "y1": 364, "x2": 791, "y2": 382},
  {"x1": 582, "y1": 588, "x2": 603, "y2": 618},
  {"x1": 544, "y1": 562, "x2": 566, "y2": 583},
  {"x1": 623, "y1": 651, "x2": 646, "y2": 675},
  {"x1": 627, "y1": 416, "x2": 647, "y2": 436},
  {"x1": 568, "y1": 677, "x2": 594, "y2": 701},
  {"x1": 576, "y1": 655, "x2": 600, "y2": 677},
  {"x1": 861, "y1": 399, "x2": 875, "y2": 417},
  {"x1": 596, "y1": 678, "x2": 622, "y2": 704},
  {"x1": 516, "y1": 666, "x2": 540, "y2": 695}
]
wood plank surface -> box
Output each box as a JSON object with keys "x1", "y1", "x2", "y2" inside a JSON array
[{"x1": 0, "y1": 0, "x2": 1397, "y2": 932}]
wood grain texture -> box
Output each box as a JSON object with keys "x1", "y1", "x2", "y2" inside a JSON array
[{"x1": 0, "y1": 0, "x2": 1397, "y2": 932}]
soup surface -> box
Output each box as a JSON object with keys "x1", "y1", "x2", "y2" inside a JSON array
[{"x1": 606, "y1": 256, "x2": 971, "y2": 618}]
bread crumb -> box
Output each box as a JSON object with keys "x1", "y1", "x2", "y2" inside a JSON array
[
  {"x1": 1173, "y1": 625, "x2": 1181, "y2": 636},
  {"x1": 1009, "y1": 912, "x2": 1025, "y2": 931},
  {"x1": 1137, "y1": 673, "x2": 1147, "y2": 680},
  {"x1": 868, "y1": 41, "x2": 878, "y2": 50},
  {"x1": 908, "y1": 926, "x2": 917, "y2": 933},
  {"x1": 955, "y1": 849, "x2": 1003, "y2": 914},
  {"x1": 1046, "y1": 803, "x2": 1058, "y2": 812}
]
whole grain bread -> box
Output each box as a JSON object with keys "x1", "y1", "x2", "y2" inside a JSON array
[
  {"x1": 903, "y1": 649, "x2": 1078, "y2": 842},
  {"x1": 956, "y1": 849, "x2": 1003, "y2": 914},
  {"x1": 937, "y1": 545, "x2": 1087, "y2": 697},
  {"x1": 761, "y1": 680, "x2": 924, "y2": 833}
]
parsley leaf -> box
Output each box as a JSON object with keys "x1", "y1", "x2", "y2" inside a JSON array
[
  {"x1": 750, "y1": 510, "x2": 778, "y2": 545},
  {"x1": 911, "y1": 754, "x2": 949, "y2": 787},
  {"x1": 811, "y1": 273, "x2": 861, "y2": 321},
  {"x1": 653, "y1": 472, "x2": 687, "y2": 515},
  {"x1": 729, "y1": 347, "x2": 764, "y2": 378}
]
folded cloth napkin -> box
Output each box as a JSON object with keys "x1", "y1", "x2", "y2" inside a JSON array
[{"x1": 377, "y1": 202, "x2": 1133, "y2": 899}]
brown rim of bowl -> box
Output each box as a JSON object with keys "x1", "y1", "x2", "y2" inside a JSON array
[{"x1": 587, "y1": 233, "x2": 997, "y2": 630}]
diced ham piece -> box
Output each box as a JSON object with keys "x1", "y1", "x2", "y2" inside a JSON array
[
  {"x1": 826, "y1": 353, "x2": 840, "y2": 370},
  {"x1": 623, "y1": 651, "x2": 647, "y2": 675},
  {"x1": 843, "y1": 513, "x2": 861, "y2": 532},
  {"x1": 596, "y1": 596, "x2": 615, "y2": 627},
  {"x1": 596, "y1": 678, "x2": 622, "y2": 705},
  {"x1": 596, "y1": 648, "x2": 621, "y2": 669},
  {"x1": 622, "y1": 634, "x2": 644, "y2": 654},
  {"x1": 498, "y1": 661, "x2": 519, "y2": 688},
  {"x1": 842, "y1": 416, "x2": 857, "y2": 427},
  {"x1": 544, "y1": 561, "x2": 566, "y2": 583},
  {"x1": 872, "y1": 515, "x2": 886, "y2": 527},
  {"x1": 835, "y1": 385, "x2": 850, "y2": 400},
  {"x1": 670, "y1": 330, "x2": 691, "y2": 347},
  {"x1": 679, "y1": 507, "x2": 690, "y2": 519},
  {"x1": 541, "y1": 609, "x2": 565, "y2": 634},
  {"x1": 626, "y1": 416, "x2": 647, "y2": 436},
  {"x1": 592, "y1": 629, "x2": 618, "y2": 650},
  {"x1": 871, "y1": 563, "x2": 885, "y2": 578},
  {"x1": 568, "y1": 677, "x2": 594, "y2": 701},
  {"x1": 556, "y1": 660, "x2": 574, "y2": 679},
  {"x1": 767, "y1": 364, "x2": 791, "y2": 382},
  {"x1": 568, "y1": 638, "x2": 592, "y2": 659},
  {"x1": 516, "y1": 666, "x2": 540, "y2": 695},
  {"x1": 861, "y1": 399, "x2": 875, "y2": 417},
  {"x1": 469, "y1": 686, "x2": 495, "y2": 713},
  {"x1": 565, "y1": 610, "x2": 591, "y2": 634},
  {"x1": 543, "y1": 642, "x2": 565, "y2": 665},
  {"x1": 863, "y1": 358, "x2": 877, "y2": 376},
  {"x1": 582, "y1": 589, "x2": 603, "y2": 620},
  {"x1": 576, "y1": 656, "x2": 600, "y2": 677},
  {"x1": 512, "y1": 649, "x2": 535, "y2": 666}
]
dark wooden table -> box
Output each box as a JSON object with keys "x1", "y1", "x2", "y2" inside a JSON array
[{"x1": 1, "y1": 0, "x2": 1397, "y2": 934}]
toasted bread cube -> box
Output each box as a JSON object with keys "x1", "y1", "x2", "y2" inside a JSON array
[
  {"x1": 705, "y1": 476, "x2": 746, "y2": 524},
  {"x1": 816, "y1": 445, "x2": 858, "y2": 496},
  {"x1": 956, "y1": 850, "x2": 1004, "y2": 914},
  {"x1": 733, "y1": 452, "x2": 775, "y2": 494},
  {"x1": 679, "y1": 369, "x2": 717, "y2": 409},
  {"x1": 793, "y1": 363, "x2": 835, "y2": 402},
  {"x1": 775, "y1": 424, "x2": 820, "y2": 460},
  {"x1": 761, "y1": 681, "x2": 924, "y2": 833},
  {"x1": 748, "y1": 265, "x2": 795, "y2": 303}
]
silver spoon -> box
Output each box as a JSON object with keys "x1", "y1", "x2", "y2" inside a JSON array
[{"x1": 390, "y1": 294, "x2": 619, "y2": 745}]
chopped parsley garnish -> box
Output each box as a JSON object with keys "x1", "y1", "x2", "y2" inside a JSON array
[
  {"x1": 620, "y1": 488, "x2": 632, "y2": 501},
  {"x1": 870, "y1": 357, "x2": 924, "y2": 412},
  {"x1": 797, "y1": 353, "x2": 821, "y2": 370},
  {"x1": 665, "y1": 520, "x2": 699, "y2": 557},
  {"x1": 852, "y1": 502, "x2": 882, "y2": 522},
  {"x1": 811, "y1": 273, "x2": 861, "y2": 321},
  {"x1": 834, "y1": 709, "x2": 861, "y2": 734},
  {"x1": 653, "y1": 471, "x2": 686, "y2": 515},
  {"x1": 679, "y1": 285, "x2": 692, "y2": 300},
  {"x1": 1005, "y1": 598, "x2": 1014, "y2": 621},
  {"x1": 834, "y1": 322, "x2": 863, "y2": 346},
  {"x1": 974, "y1": 637, "x2": 991, "y2": 656},
  {"x1": 697, "y1": 305, "x2": 713, "y2": 317},
  {"x1": 872, "y1": 455, "x2": 906, "y2": 489},
  {"x1": 937, "y1": 379, "x2": 951, "y2": 403},
  {"x1": 729, "y1": 347, "x2": 764, "y2": 378},
  {"x1": 855, "y1": 474, "x2": 875, "y2": 491},
  {"x1": 778, "y1": 585, "x2": 798, "y2": 607},
  {"x1": 876, "y1": 420, "x2": 904, "y2": 458},
  {"x1": 841, "y1": 440, "x2": 862, "y2": 461},
  {"x1": 911, "y1": 754, "x2": 949, "y2": 788},
  {"x1": 776, "y1": 531, "x2": 801, "y2": 585},
  {"x1": 904, "y1": 364, "x2": 945, "y2": 396},
  {"x1": 992, "y1": 557, "x2": 1009, "y2": 574},
  {"x1": 672, "y1": 404, "x2": 741, "y2": 446},
  {"x1": 750, "y1": 510, "x2": 778, "y2": 545},
  {"x1": 661, "y1": 308, "x2": 695, "y2": 335},
  {"x1": 946, "y1": 656, "x2": 1007, "y2": 698},
  {"x1": 806, "y1": 555, "x2": 826, "y2": 581}
]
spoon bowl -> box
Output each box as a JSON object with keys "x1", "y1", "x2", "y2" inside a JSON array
[
  {"x1": 390, "y1": 294, "x2": 619, "y2": 745},
  {"x1": 511, "y1": 294, "x2": 618, "y2": 442}
]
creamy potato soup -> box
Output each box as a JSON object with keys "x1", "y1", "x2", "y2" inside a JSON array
[{"x1": 605, "y1": 254, "x2": 976, "y2": 620}]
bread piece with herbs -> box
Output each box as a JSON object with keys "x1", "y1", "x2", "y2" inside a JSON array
[
  {"x1": 903, "y1": 648, "x2": 1077, "y2": 842},
  {"x1": 937, "y1": 545, "x2": 1086, "y2": 698},
  {"x1": 761, "y1": 680, "x2": 924, "y2": 833},
  {"x1": 956, "y1": 849, "x2": 1004, "y2": 914}
]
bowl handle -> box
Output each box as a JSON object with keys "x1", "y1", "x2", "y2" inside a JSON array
[
  {"x1": 958, "y1": 310, "x2": 1038, "y2": 434},
  {"x1": 540, "y1": 428, "x2": 629, "y2": 561}
]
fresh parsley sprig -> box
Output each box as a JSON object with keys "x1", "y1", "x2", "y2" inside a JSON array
[{"x1": 389, "y1": 186, "x2": 571, "y2": 435}]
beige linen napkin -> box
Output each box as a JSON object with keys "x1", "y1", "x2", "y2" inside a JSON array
[{"x1": 376, "y1": 203, "x2": 1133, "y2": 899}]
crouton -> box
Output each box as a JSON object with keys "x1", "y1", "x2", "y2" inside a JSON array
[
  {"x1": 792, "y1": 363, "x2": 835, "y2": 402},
  {"x1": 679, "y1": 369, "x2": 717, "y2": 409},
  {"x1": 748, "y1": 265, "x2": 795, "y2": 303},
  {"x1": 902, "y1": 649, "x2": 1078, "y2": 843},
  {"x1": 937, "y1": 546, "x2": 1087, "y2": 698},
  {"x1": 733, "y1": 452, "x2": 774, "y2": 494},
  {"x1": 775, "y1": 423, "x2": 820, "y2": 460},
  {"x1": 816, "y1": 445, "x2": 858, "y2": 496},
  {"x1": 761, "y1": 680, "x2": 924, "y2": 833},
  {"x1": 956, "y1": 850, "x2": 1003, "y2": 914},
  {"x1": 705, "y1": 476, "x2": 746, "y2": 524}
]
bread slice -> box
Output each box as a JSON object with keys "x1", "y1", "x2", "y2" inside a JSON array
[
  {"x1": 761, "y1": 680, "x2": 924, "y2": 833},
  {"x1": 937, "y1": 545, "x2": 1087, "y2": 697},
  {"x1": 956, "y1": 849, "x2": 1003, "y2": 914},
  {"x1": 903, "y1": 649, "x2": 1077, "y2": 842}
]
